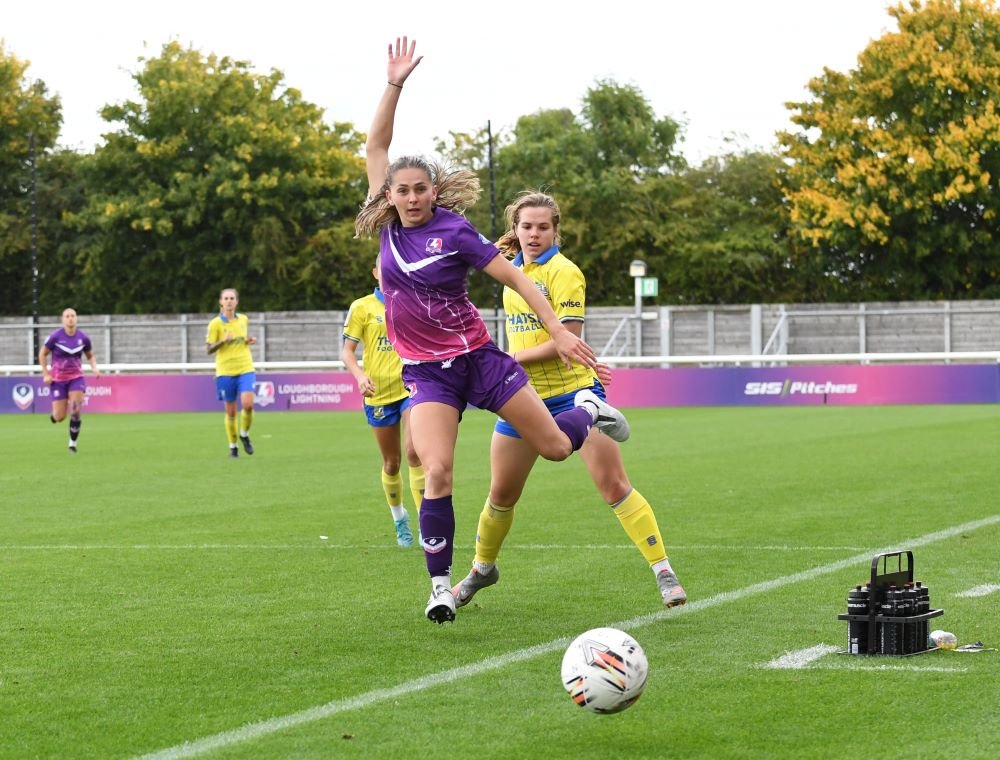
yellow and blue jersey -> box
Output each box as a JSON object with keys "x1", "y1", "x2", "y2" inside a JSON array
[
  {"x1": 343, "y1": 289, "x2": 408, "y2": 407},
  {"x1": 504, "y1": 246, "x2": 597, "y2": 399},
  {"x1": 206, "y1": 313, "x2": 255, "y2": 377}
]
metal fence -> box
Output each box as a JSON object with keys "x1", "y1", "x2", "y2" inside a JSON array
[{"x1": 3, "y1": 300, "x2": 999, "y2": 372}]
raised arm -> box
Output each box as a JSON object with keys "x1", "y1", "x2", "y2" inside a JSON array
[{"x1": 365, "y1": 36, "x2": 424, "y2": 198}]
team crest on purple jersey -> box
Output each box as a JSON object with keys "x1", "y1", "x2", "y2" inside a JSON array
[{"x1": 425, "y1": 238, "x2": 443, "y2": 254}]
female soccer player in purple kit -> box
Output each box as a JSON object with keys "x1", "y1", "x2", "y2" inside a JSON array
[
  {"x1": 356, "y1": 37, "x2": 631, "y2": 624},
  {"x1": 39, "y1": 307, "x2": 100, "y2": 452}
]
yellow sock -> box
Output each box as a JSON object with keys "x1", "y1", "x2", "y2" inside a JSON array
[
  {"x1": 613, "y1": 489, "x2": 668, "y2": 565},
  {"x1": 224, "y1": 414, "x2": 238, "y2": 444},
  {"x1": 240, "y1": 407, "x2": 253, "y2": 435},
  {"x1": 408, "y1": 465, "x2": 425, "y2": 513},
  {"x1": 474, "y1": 498, "x2": 515, "y2": 565},
  {"x1": 381, "y1": 470, "x2": 404, "y2": 507}
]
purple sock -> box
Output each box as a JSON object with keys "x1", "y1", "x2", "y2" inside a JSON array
[
  {"x1": 419, "y1": 495, "x2": 455, "y2": 577},
  {"x1": 554, "y1": 406, "x2": 593, "y2": 451}
]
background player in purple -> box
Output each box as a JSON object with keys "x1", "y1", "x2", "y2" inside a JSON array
[
  {"x1": 39, "y1": 307, "x2": 100, "y2": 453},
  {"x1": 356, "y1": 37, "x2": 631, "y2": 624}
]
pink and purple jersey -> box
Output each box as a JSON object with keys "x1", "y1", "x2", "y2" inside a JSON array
[
  {"x1": 379, "y1": 207, "x2": 499, "y2": 363},
  {"x1": 44, "y1": 328, "x2": 92, "y2": 382}
]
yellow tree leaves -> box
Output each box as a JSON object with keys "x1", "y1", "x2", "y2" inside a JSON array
[{"x1": 781, "y1": 0, "x2": 1000, "y2": 297}]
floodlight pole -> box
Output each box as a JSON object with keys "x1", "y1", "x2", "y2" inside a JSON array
[
  {"x1": 487, "y1": 120, "x2": 501, "y2": 344},
  {"x1": 630, "y1": 260, "x2": 647, "y2": 357},
  {"x1": 29, "y1": 131, "x2": 40, "y2": 361}
]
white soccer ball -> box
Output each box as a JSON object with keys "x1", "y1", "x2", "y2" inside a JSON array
[{"x1": 561, "y1": 627, "x2": 649, "y2": 714}]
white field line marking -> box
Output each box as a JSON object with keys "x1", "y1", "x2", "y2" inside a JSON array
[
  {"x1": 137, "y1": 513, "x2": 1000, "y2": 760},
  {"x1": 956, "y1": 583, "x2": 1000, "y2": 598},
  {"x1": 760, "y1": 646, "x2": 970, "y2": 673},
  {"x1": 1, "y1": 543, "x2": 871, "y2": 552},
  {"x1": 764, "y1": 644, "x2": 840, "y2": 669},
  {"x1": 813, "y1": 662, "x2": 968, "y2": 673}
]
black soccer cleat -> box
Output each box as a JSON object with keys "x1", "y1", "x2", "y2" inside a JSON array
[
  {"x1": 229, "y1": 446, "x2": 239, "y2": 459},
  {"x1": 240, "y1": 434, "x2": 254, "y2": 455}
]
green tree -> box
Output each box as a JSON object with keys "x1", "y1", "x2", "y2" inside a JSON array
[
  {"x1": 669, "y1": 150, "x2": 800, "y2": 304},
  {"x1": 67, "y1": 42, "x2": 369, "y2": 313},
  {"x1": 437, "y1": 83, "x2": 796, "y2": 307},
  {"x1": 0, "y1": 43, "x2": 62, "y2": 316},
  {"x1": 781, "y1": 0, "x2": 1000, "y2": 299},
  {"x1": 460, "y1": 82, "x2": 687, "y2": 305}
]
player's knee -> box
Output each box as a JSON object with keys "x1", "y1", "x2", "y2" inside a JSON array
[
  {"x1": 490, "y1": 487, "x2": 523, "y2": 507},
  {"x1": 383, "y1": 456, "x2": 402, "y2": 475},
  {"x1": 421, "y1": 462, "x2": 454, "y2": 493},
  {"x1": 536, "y1": 438, "x2": 574, "y2": 462},
  {"x1": 595, "y1": 476, "x2": 631, "y2": 504}
]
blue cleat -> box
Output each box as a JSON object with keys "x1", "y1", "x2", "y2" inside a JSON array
[{"x1": 394, "y1": 516, "x2": 414, "y2": 547}]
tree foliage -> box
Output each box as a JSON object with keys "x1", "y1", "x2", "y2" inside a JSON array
[
  {"x1": 670, "y1": 150, "x2": 799, "y2": 303},
  {"x1": 439, "y1": 81, "x2": 797, "y2": 305},
  {"x1": 781, "y1": 0, "x2": 1000, "y2": 299},
  {"x1": 0, "y1": 43, "x2": 63, "y2": 314},
  {"x1": 17, "y1": 28, "x2": 973, "y2": 315},
  {"x1": 66, "y1": 42, "x2": 370, "y2": 313}
]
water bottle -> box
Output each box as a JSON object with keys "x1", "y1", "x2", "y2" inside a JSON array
[
  {"x1": 897, "y1": 583, "x2": 915, "y2": 654},
  {"x1": 929, "y1": 629, "x2": 958, "y2": 649},
  {"x1": 879, "y1": 585, "x2": 900, "y2": 655},
  {"x1": 846, "y1": 584, "x2": 870, "y2": 654},
  {"x1": 915, "y1": 582, "x2": 931, "y2": 651}
]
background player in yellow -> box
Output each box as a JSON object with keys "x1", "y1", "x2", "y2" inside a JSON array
[
  {"x1": 342, "y1": 258, "x2": 425, "y2": 547},
  {"x1": 206, "y1": 288, "x2": 257, "y2": 458},
  {"x1": 452, "y1": 192, "x2": 688, "y2": 608}
]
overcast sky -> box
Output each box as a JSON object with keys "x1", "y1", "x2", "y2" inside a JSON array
[{"x1": 4, "y1": 0, "x2": 898, "y2": 163}]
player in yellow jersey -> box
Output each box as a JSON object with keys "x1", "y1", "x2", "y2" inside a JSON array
[
  {"x1": 452, "y1": 192, "x2": 688, "y2": 609},
  {"x1": 206, "y1": 288, "x2": 257, "y2": 458},
  {"x1": 342, "y1": 259, "x2": 425, "y2": 547}
]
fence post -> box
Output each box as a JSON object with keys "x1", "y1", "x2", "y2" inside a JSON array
[
  {"x1": 858, "y1": 303, "x2": 866, "y2": 354},
  {"x1": 780, "y1": 305, "x2": 789, "y2": 354},
  {"x1": 259, "y1": 313, "x2": 267, "y2": 363},
  {"x1": 659, "y1": 306, "x2": 671, "y2": 367},
  {"x1": 707, "y1": 309, "x2": 716, "y2": 355},
  {"x1": 750, "y1": 304, "x2": 762, "y2": 355},
  {"x1": 944, "y1": 301, "x2": 952, "y2": 357},
  {"x1": 26, "y1": 316, "x2": 35, "y2": 365},
  {"x1": 104, "y1": 314, "x2": 112, "y2": 364},
  {"x1": 180, "y1": 314, "x2": 188, "y2": 365}
]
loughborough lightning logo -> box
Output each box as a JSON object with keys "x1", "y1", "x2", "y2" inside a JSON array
[
  {"x1": 12, "y1": 383, "x2": 34, "y2": 410},
  {"x1": 254, "y1": 381, "x2": 275, "y2": 408}
]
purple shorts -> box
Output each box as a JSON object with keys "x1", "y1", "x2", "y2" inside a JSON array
[
  {"x1": 51, "y1": 376, "x2": 86, "y2": 400},
  {"x1": 402, "y1": 342, "x2": 528, "y2": 414}
]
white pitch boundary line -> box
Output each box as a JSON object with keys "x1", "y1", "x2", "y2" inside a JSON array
[
  {"x1": 813, "y1": 662, "x2": 968, "y2": 673},
  {"x1": 956, "y1": 583, "x2": 1000, "y2": 598},
  {"x1": 760, "y1": 645, "x2": 968, "y2": 673},
  {"x1": 1, "y1": 543, "x2": 873, "y2": 552},
  {"x1": 137, "y1": 513, "x2": 1000, "y2": 760},
  {"x1": 763, "y1": 644, "x2": 840, "y2": 669}
]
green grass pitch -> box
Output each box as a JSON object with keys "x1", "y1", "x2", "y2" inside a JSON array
[{"x1": 1, "y1": 405, "x2": 998, "y2": 758}]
